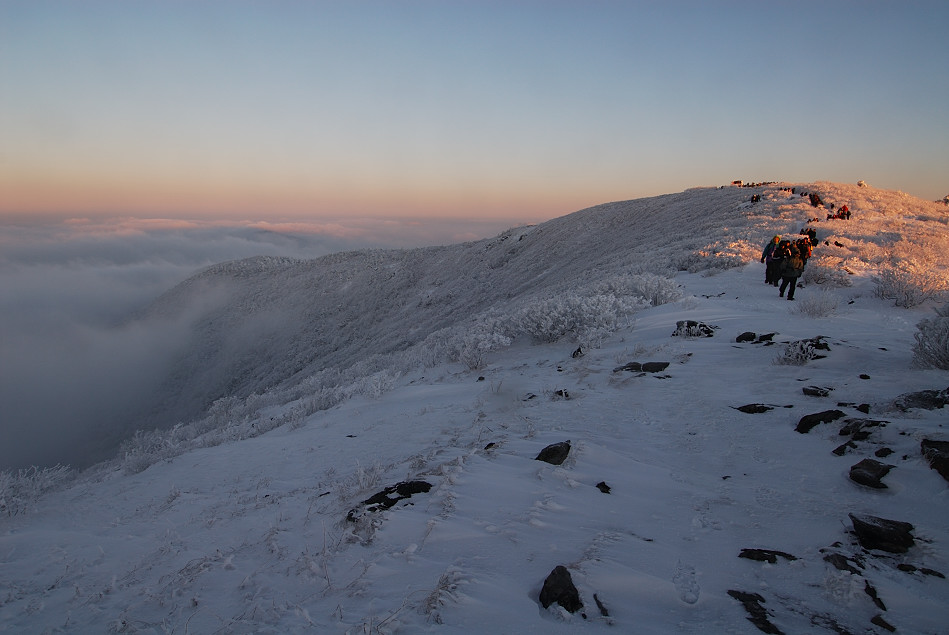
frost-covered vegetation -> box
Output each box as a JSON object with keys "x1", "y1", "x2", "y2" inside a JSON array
[{"x1": 913, "y1": 301, "x2": 949, "y2": 369}]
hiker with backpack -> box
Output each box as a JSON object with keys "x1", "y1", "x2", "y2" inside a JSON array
[
  {"x1": 779, "y1": 245, "x2": 805, "y2": 300},
  {"x1": 760, "y1": 235, "x2": 781, "y2": 284}
]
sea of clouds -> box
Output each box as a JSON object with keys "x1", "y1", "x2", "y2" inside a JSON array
[{"x1": 0, "y1": 215, "x2": 519, "y2": 470}]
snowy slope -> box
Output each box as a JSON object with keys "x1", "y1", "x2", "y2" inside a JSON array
[{"x1": 2, "y1": 182, "x2": 948, "y2": 633}]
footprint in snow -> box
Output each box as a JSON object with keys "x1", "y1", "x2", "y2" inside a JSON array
[{"x1": 673, "y1": 560, "x2": 700, "y2": 604}]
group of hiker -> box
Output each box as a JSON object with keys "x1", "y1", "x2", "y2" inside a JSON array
[
  {"x1": 758, "y1": 189, "x2": 855, "y2": 301},
  {"x1": 760, "y1": 232, "x2": 815, "y2": 301}
]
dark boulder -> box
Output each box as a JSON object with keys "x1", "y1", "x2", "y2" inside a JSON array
[
  {"x1": 849, "y1": 513, "x2": 915, "y2": 553},
  {"x1": 595, "y1": 481, "x2": 611, "y2": 494},
  {"x1": 795, "y1": 409, "x2": 846, "y2": 433},
  {"x1": 921, "y1": 439, "x2": 949, "y2": 483},
  {"x1": 802, "y1": 386, "x2": 833, "y2": 397},
  {"x1": 539, "y1": 565, "x2": 583, "y2": 613},
  {"x1": 535, "y1": 441, "x2": 571, "y2": 466},
  {"x1": 849, "y1": 459, "x2": 894, "y2": 489},
  {"x1": 736, "y1": 331, "x2": 756, "y2": 343}
]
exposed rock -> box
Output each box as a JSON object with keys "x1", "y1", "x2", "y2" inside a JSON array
[
  {"x1": 839, "y1": 418, "x2": 887, "y2": 438},
  {"x1": 849, "y1": 458, "x2": 894, "y2": 489},
  {"x1": 795, "y1": 409, "x2": 846, "y2": 433},
  {"x1": 849, "y1": 513, "x2": 915, "y2": 553},
  {"x1": 672, "y1": 320, "x2": 717, "y2": 338},
  {"x1": 571, "y1": 346, "x2": 584, "y2": 358},
  {"x1": 864, "y1": 580, "x2": 886, "y2": 610},
  {"x1": 921, "y1": 567, "x2": 946, "y2": 578},
  {"x1": 756, "y1": 333, "x2": 776, "y2": 342},
  {"x1": 921, "y1": 439, "x2": 949, "y2": 483},
  {"x1": 612, "y1": 361, "x2": 670, "y2": 373},
  {"x1": 727, "y1": 590, "x2": 783, "y2": 634},
  {"x1": 593, "y1": 593, "x2": 609, "y2": 617},
  {"x1": 595, "y1": 481, "x2": 611, "y2": 494},
  {"x1": 871, "y1": 614, "x2": 896, "y2": 633},
  {"x1": 347, "y1": 480, "x2": 433, "y2": 521},
  {"x1": 739, "y1": 548, "x2": 797, "y2": 564},
  {"x1": 822, "y1": 552, "x2": 863, "y2": 575},
  {"x1": 539, "y1": 565, "x2": 583, "y2": 613},
  {"x1": 803, "y1": 386, "x2": 833, "y2": 397},
  {"x1": 535, "y1": 441, "x2": 571, "y2": 466},
  {"x1": 734, "y1": 404, "x2": 773, "y2": 414},
  {"x1": 736, "y1": 331, "x2": 756, "y2": 343},
  {"x1": 892, "y1": 387, "x2": 949, "y2": 411},
  {"x1": 875, "y1": 447, "x2": 894, "y2": 458},
  {"x1": 832, "y1": 441, "x2": 858, "y2": 456},
  {"x1": 642, "y1": 361, "x2": 670, "y2": 373}
]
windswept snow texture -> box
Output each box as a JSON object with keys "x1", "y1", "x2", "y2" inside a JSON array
[{"x1": 2, "y1": 182, "x2": 949, "y2": 633}]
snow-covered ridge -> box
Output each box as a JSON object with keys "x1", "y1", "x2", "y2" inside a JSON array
[{"x1": 2, "y1": 180, "x2": 948, "y2": 633}]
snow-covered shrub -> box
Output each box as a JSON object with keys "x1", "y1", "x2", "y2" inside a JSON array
[
  {"x1": 791, "y1": 290, "x2": 839, "y2": 318},
  {"x1": 617, "y1": 273, "x2": 682, "y2": 306},
  {"x1": 773, "y1": 337, "x2": 830, "y2": 366},
  {"x1": 913, "y1": 302, "x2": 949, "y2": 369},
  {"x1": 873, "y1": 261, "x2": 947, "y2": 307},
  {"x1": 508, "y1": 293, "x2": 646, "y2": 345},
  {"x1": 803, "y1": 257, "x2": 852, "y2": 288},
  {"x1": 459, "y1": 329, "x2": 512, "y2": 370},
  {"x1": 0, "y1": 464, "x2": 73, "y2": 516}
]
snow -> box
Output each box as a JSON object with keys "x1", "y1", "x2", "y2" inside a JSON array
[{"x1": 2, "y1": 182, "x2": 949, "y2": 633}]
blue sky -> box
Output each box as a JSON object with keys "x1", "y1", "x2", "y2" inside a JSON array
[{"x1": 1, "y1": 0, "x2": 947, "y2": 226}]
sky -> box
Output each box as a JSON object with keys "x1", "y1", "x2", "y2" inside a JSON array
[{"x1": 1, "y1": 0, "x2": 947, "y2": 231}]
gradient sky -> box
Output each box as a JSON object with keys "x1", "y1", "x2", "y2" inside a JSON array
[{"x1": 1, "y1": 0, "x2": 947, "y2": 226}]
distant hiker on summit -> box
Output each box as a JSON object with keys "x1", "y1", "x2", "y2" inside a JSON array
[
  {"x1": 778, "y1": 245, "x2": 805, "y2": 300},
  {"x1": 760, "y1": 236, "x2": 781, "y2": 284}
]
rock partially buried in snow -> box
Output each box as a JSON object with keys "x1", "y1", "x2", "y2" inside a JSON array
[
  {"x1": 539, "y1": 565, "x2": 583, "y2": 613},
  {"x1": 921, "y1": 439, "x2": 949, "y2": 483},
  {"x1": 795, "y1": 409, "x2": 846, "y2": 433},
  {"x1": 849, "y1": 458, "x2": 894, "y2": 489},
  {"x1": 849, "y1": 513, "x2": 915, "y2": 553},
  {"x1": 738, "y1": 548, "x2": 797, "y2": 564},
  {"x1": 347, "y1": 480, "x2": 433, "y2": 521},
  {"x1": 891, "y1": 387, "x2": 949, "y2": 411},
  {"x1": 535, "y1": 441, "x2": 571, "y2": 466},
  {"x1": 727, "y1": 590, "x2": 783, "y2": 634},
  {"x1": 672, "y1": 320, "x2": 717, "y2": 337},
  {"x1": 612, "y1": 361, "x2": 670, "y2": 373}
]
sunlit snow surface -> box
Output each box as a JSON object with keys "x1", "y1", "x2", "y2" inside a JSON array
[{"x1": 2, "y1": 182, "x2": 948, "y2": 633}]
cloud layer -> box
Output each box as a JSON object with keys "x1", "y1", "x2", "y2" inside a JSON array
[{"x1": 0, "y1": 216, "x2": 521, "y2": 469}]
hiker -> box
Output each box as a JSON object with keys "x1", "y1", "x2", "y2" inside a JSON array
[
  {"x1": 796, "y1": 237, "x2": 813, "y2": 264},
  {"x1": 769, "y1": 240, "x2": 791, "y2": 287},
  {"x1": 779, "y1": 245, "x2": 805, "y2": 300},
  {"x1": 760, "y1": 235, "x2": 781, "y2": 284}
]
